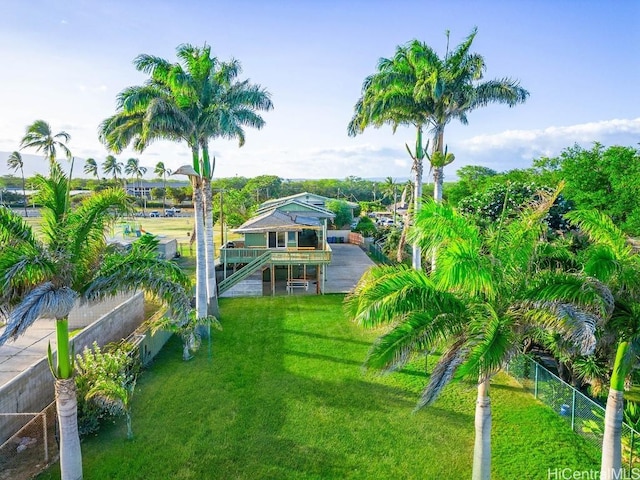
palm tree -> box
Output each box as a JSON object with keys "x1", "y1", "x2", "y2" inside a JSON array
[
  {"x1": 566, "y1": 210, "x2": 640, "y2": 479},
  {"x1": 346, "y1": 191, "x2": 609, "y2": 480},
  {"x1": 0, "y1": 163, "x2": 192, "y2": 480},
  {"x1": 20, "y1": 119, "x2": 72, "y2": 171},
  {"x1": 6, "y1": 151, "x2": 28, "y2": 217},
  {"x1": 84, "y1": 157, "x2": 100, "y2": 180},
  {"x1": 154, "y1": 161, "x2": 171, "y2": 209},
  {"x1": 100, "y1": 43, "x2": 273, "y2": 320},
  {"x1": 102, "y1": 155, "x2": 123, "y2": 184},
  {"x1": 125, "y1": 158, "x2": 147, "y2": 213},
  {"x1": 349, "y1": 28, "x2": 528, "y2": 269}
]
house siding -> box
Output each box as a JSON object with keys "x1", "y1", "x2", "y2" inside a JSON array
[{"x1": 245, "y1": 232, "x2": 266, "y2": 247}]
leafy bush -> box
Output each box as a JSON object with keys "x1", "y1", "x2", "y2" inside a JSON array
[
  {"x1": 353, "y1": 216, "x2": 376, "y2": 237},
  {"x1": 75, "y1": 341, "x2": 140, "y2": 436},
  {"x1": 326, "y1": 200, "x2": 353, "y2": 228}
]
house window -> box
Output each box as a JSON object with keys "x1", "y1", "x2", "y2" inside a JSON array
[{"x1": 268, "y1": 231, "x2": 287, "y2": 248}]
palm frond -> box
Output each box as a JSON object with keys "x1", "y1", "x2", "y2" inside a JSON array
[
  {"x1": 0, "y1": 206, "x2": 39, "y2": 247},
  {"x1": 83, "y1": 244, "x2": 191, "y2": 325},
  {"x1": 416, "y1": 337, "x2": 467, "y2": 409},
  {"x1": 566, "y1": 209, "x2": 631, "y2": 258},
  {"x1": 346, "y1": 265, "x2": 453, "y2": 328},
  {"x1": 365, "y1": 308, "x2": 467, "y2": 373},
  {"x1": 0, "y1": 283, "x2": 77, "y2": 345},
  {"x1": 456, "y1": 307, "x2": 518, "y2": 381}
]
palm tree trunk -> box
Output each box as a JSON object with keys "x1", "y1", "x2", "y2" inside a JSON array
[
  {"x1": 601, "y1": 341, "x2": 628, "y2": 479},
  {"x1": 162, "y1": 174, "x2": 167, "y2": 210},
  {"x1": 193, "y1": 178, "x2": 207, "y2": 320},
  {"x1": 202, "y1": 177, "x2": 220, "y2": 320},
  {"x1": 433, "y1": 166, "x2": 444, "y2": 202},
  {"x1": 411, "y1": 127, "x2": 424, "y2": 270},
  {"x1": 472, "y1": 378, "x2": 492, "y2": 480},
  {"x1": 430, "y1": 128, "x2": 445, "y2": 273},
  {"x1": 20, "y1": 169, "x2": 28, "y2": 217},
  {"x1": 55, "y1": 378, "x2": 83, "y2": 480}
]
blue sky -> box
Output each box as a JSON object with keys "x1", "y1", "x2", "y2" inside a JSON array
[{"x1": 0, "y1": 0, "x2": 638, "y2": 180}]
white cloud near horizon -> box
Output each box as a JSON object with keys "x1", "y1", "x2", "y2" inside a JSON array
[{"x1": 460, "y1": 118, "x2": 640, "y2": 154}]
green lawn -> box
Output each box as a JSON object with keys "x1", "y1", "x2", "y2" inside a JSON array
[{"x1": 38, "y1": 295, "x2": 599, "y2": 479}]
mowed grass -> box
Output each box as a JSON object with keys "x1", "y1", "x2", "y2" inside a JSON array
[
  {"x1": 23, "y1": 210, "x2": 242, "y2": 256},
  {"x1": 38, "y1": 295, "x2": 599, "y2": 479}
]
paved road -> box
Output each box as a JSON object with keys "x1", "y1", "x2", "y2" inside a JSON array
[{"x1": 324, "y1": 243, "x2": 375, "y2": 294}]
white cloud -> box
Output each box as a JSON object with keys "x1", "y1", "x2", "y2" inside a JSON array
[{"x1": 460, "y1": 118, "x2": 640, "y2": 153}]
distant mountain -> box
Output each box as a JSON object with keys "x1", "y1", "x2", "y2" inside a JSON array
[{"x1": 0, "y1": 151, "x2": 78, "y2": 177}]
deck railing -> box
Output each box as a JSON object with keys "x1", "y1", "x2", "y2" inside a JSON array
[{"x1": 220, "y1": 246, "x2": 332, "y2": 265}]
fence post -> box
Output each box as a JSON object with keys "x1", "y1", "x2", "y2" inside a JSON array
[
  {"x1": 43, "y1": 410, "x2": 49, "y2": 463},
  {"x1": 534, "y1": 361, "x2": 539, "y2": 399},
  {"x1": 571, "y1": 389, "x2": 576, "y2": 431}
]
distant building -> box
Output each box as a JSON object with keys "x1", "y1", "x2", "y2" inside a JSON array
[{"x1": 125, "y1": 181, "x2": 189, "y2": 199}]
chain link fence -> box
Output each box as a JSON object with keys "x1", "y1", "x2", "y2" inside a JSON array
[
  {"x1": 509, "y1": 355, "x2": 640, "y2": 470},
  {"x1": 368, "y1": 242, "x2": 394, "y2": 265},
  {"x1": 0, "y1": 402, "x2": 58, "y2": 480}
]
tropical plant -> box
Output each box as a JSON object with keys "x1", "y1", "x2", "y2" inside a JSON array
[
  {"x1": 83, "y1": 157, "x2": 100, "y2": 180},
  {"x1": 6, "y1": 151, "x2": 28, "y2": 216},
  {"x1": 566, "y1": 209, "x2": 640, "y2": 479},
  {"x1": 20, "y1": 119, "x2": 72, "y2": 171},
  {"x1": 348, "y1": 28, "x2": 528, "y2": 269},
  {"x1": 75, "y1": 341, "x2": 139, "y2": 438},
  {"x1": 99, "y1": 43, "x2": 273, "y2": 321},
  {"x1": 0, "y1": 163, "x2": 191, "y2": 480},
  {"x1": 154, "y1": 161, "x2": 171, "y2": 209},
  {"x1": 102, "y1": 155, "x2": 123, "y2": 184},
  {"x1": 346, "y1": 191, "x2": 610, "y2": 480}
]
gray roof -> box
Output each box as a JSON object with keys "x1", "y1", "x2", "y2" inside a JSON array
[
  {"x1": 259, "y1": 192, "x2": 358, "y2": 211},
  {"x1": 233, "y1": 208, "x2": 323, "y2": 233},
  {"x1": 256, "y1": 199, "x2": 336, "y2": 218}
]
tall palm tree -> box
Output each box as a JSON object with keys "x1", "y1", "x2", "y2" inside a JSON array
[
  {"x1": 6, "y1": 151, "x2": 28, "y2": 217},
  {"x1": 347, "y1": 192, "x2": 610, "y2": 480},
  {"x1": 83, "y1": 157, "x2": 100, "y2": 180},
  {"x1": 154, "y1": 161, "x2": 171, "y2": 209},
  {"x1": 0, "y1": 162, "x2": 191, "y2": 480},
  {"x1": 125, "y1": 157, "x2": 147, "y2": 201},
  {"x1": 102, "y1": 155, "x2": 123, "y2": 184},
  {"x1": 99, "y1": 43, "x2": 273, "y2": 320},
  {"x1": 566, "y1": 210, "x2": 640, "y2": 479},
  {"x1": 20, "y1": 119, "x2": 72, "y2": 171},
  {"x1": 349, "y1": 28, "x2": 528, "y2": 269}
]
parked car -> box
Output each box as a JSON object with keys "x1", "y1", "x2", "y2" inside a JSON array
[
  {"x1": 165, "y1": 208, "x2": 181, "y2": 217},
  {"x1": 149, "y1": 211, "x2": 160, "y2": 217}
]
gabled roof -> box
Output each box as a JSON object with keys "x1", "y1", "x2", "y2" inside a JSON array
[
  {"x1": 256, "y1": 199, "x2": 336, "y2": 218},
  {"x1": 259, "y1": 192, "x2": 358, "y2": 211},
  {"x1": 232, "y1": 208, "x2": 323, "y2": 233}
]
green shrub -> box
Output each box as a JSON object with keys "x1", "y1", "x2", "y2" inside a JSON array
[{"x1": 75, "y1": 341, "x2": 140, "y2": 436}]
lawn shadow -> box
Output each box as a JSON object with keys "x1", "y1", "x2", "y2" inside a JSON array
[{"x1": 282, "y1": 328, "x2": 372, "y2": 347}]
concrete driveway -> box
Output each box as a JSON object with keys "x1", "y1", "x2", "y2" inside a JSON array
[{"x1": 324, "y1": 243, "x2": 375, "y2": 294}]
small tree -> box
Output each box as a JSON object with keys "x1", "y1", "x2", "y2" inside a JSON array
[{"x1": 326, "y1": 199, "x2": 353, "y2": 228}]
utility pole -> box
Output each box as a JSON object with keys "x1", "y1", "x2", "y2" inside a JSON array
[{"x1": 220, "y1": 189, "x2": 224, "y2": 246}]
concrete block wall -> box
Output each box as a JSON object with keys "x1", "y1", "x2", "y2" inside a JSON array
[{"x1": 0, "y1": 292, "x2": 144, "y2": 444}]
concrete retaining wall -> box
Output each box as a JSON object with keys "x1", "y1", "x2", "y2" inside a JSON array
[
  {"x1": 0, "y1": 292, "x2": 145, "y2": 444},
  {"x1": 326, "y1": 230, "x2": 351, "y2": 243}
]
